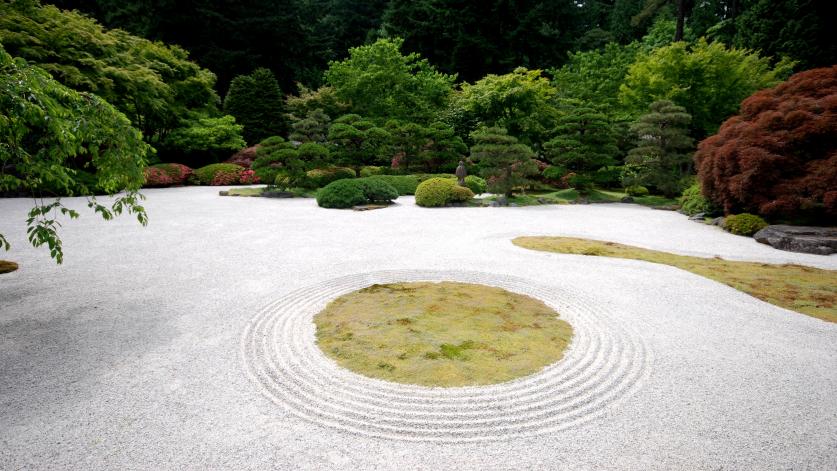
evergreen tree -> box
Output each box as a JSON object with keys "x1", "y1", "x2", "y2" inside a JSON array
[
  {"x1": 623, "y1": 100, "x2": 694, "y2": 197},
  {"x1": 327, "y1": 114, "x2": 391, "y2": 169},
  {"x1": 289, "y1": 109, "x2": 332, "y2": 144},
  {"x1": 224, "y1": 68, "x2": 288, "y2": 145},
  {"x1": 543, "y1": 102, "x2": 620, "y2": 190},
  {"x1": 469, "y1": 127, "x2": 538, "y2": 198}
]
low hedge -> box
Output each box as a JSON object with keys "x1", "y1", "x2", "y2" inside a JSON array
[
  {"x1": 625, "y1": 185, "x2": 650, "y2": 197},
  {"x1": 725, "y1": 213, "x2": 768, "y2": 236},
  {"x1": 317, "y1": 177, "x2": 399, "y2": 208},
  {"x1": 305, "y1": 167, "x2": 356, "y2": 188},
  {"x1": 191, "y1": 163, "x2": 245, "y2": 185},
  {"x1": 367, "y1": 175, "x2": 421, "y2": 195},
  {"x1": 359, "y1": 166, "x2": 385, "y2": 177}
]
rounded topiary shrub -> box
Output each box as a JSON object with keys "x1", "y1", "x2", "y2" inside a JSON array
[
  {"x1": 464, "y1": 175, "x2": 487, "y2": 195},
  {"x1": 367, "y1": 175, "x2": 420, "y2": 195},
  {"x1": 724, "y1": 213, "x2": 768, "y2": 236},
  {"x1": 625, "y1": 185, "x2": 649, "y2": 197},
  {"x1": 415, "y1": 177, "x2": 456, "y2": 207},
  {"x1": 450, "y1": 185, "x2": 475, "y2": 202},
  {"x1": 143, "y1": 167, "x2": 175, "y2": 187},
  {"x1": 151, "y1": 163, "x2": 192, "y2": 184},
  {"x1": 305, "y1": 167, "x2": 357, "y2": 188},
  {"x1": 317, "y1": 179, "x2": 367, "y2": 208},
  {"x1": 192, "y1": 163, "x2": 245, "y2": 185},
  {"x1": 358, "y1": 178, "x2": 399, "y2": 203}
]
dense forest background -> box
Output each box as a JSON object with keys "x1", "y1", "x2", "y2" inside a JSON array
[{"x1": 45, "y1": 0, "x2": 837, "y2": 95}]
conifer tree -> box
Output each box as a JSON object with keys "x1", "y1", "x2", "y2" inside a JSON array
[
  {"x1": 224, "y1": 68, "x2": 288, "y2": 145},
  {"x1": 624, "y1": 100, "x2": 694, "y2": 197},
  {"x1": 469, "y1": 127, "x2": 537, "y2": 198}
]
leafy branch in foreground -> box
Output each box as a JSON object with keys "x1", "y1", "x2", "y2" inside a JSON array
[{"x1": 1, "y1": 44, "x2": 150, "y2": 264}]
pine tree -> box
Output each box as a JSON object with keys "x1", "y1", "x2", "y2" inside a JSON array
[
  {"x1": 624, "y1": 100, "x2": 694, "y2": 197},
  {"x1": 469, "y1": 127, "x2": 538, "y2": 198},
  {"x1": 224, "y1": 68, "x2": 288, "y2": 145},
  {"x1": 543, "y1": 102, "x2": 619, "y2": 190},
  {"x1": 289, "y1": 108, "x2": 331, "y2": 144}
]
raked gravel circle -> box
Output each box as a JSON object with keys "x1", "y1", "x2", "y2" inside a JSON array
[
  {"x1": 2, "y1": 188, "x2": 836, "y2": 469},
  {"x1": 242, "y1": 270, "x2": 650, "y2": 442}
]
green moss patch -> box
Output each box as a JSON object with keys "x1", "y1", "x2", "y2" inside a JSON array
[
  {"x1": 513, "y1": 236, "x2": 837, "y2": 323},
  {"x1": 314, "y1": 281, "x2": 573, "y2": 387},
  {"x1": 0, "y1": 260, "x2": 19, "y2": 274}
]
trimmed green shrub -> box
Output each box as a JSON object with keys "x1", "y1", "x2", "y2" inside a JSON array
[
  {"x1": 415, "y1": 173, "x2": 456, "y2": 183},
  {"x1": 358, "y1": 178, "x2": 399, "y2": 202},
  {"x1": 359, "y1": 166, "x2": 385, "y2": 177},
  {"x1": 316, "y1": 179, "x2": 367, "y2": 208},
  {"x1": 367, "y1": 175, "x2": 420, "y2": 195},
  {"x1": 725, "y1": 213, "x2": 768, "y2": 236},
  {"x1": 680, "y1": 182, "x2": 715, "y2": 216},
  {"x1": 450, "y1": 185, "x2": 475, "y2": 202},
  {"x1": 415, "y1": 178, "x2": 456, "y2": 207},
  {"x1": 463, "y1": 175, "x2": 487, "y2": 195},
  {"x1": 305, "y1": 167, "x2": 356, "y2": 188},
  {"x1": 625, "y1": 185, "x2": 649, "y2": 197},
  {"x1": 191, "y1": 163, "x2": 245, "y2": 185}
]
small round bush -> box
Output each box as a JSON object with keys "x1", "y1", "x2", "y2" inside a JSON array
[
  {"x1": 415, "y1": 177, "x2": 456, "y2": 207},
  {"x1": 463, "y1": 175, "x2": 486, "y2": 195},
  {"x1": 724, "y1": 213, "x2": 768, "y2": 236},
  {"x1": 679, "y1": 182, "x2": 714, "y2": 216},
  {"x1": 192, "y1": 163, "x2": 245, "y2": 185},
  {"x1": 625, "y1": 185, "x2": 649, "y2": 197},
  {"x1": 359, "y1": 166, "x2": 384, "y2": 177},
  {"x1": 151, "y1": 163, "x2": 192, "y2": 184},
  {"x1": 358, "y1": 178, "x2": 399, "y2": 203},
  {"x1": 317, "y1": 179, "x2": 367, "y2": 208},
  {"x1": 367, "y1": 175, "x2": 420, "y2": 195},
  {"x1": 305, "y1": 167, "x2": 356, "y2": 188},
  {"x1": 450, "y1": 185, "x2": 475, "y2": 202},
  {"x1": 143, "y1": 167, "x2": 175, "y2": 187}
]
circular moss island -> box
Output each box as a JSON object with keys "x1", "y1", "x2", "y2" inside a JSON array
[{"x1": 314, "y1": 281, "x2": 573, "y2": 387}]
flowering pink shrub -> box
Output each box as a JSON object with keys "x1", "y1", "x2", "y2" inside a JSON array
[
  {"x1": 143, "y1": 167, "x2": 175, "y2": 187},
  {"x1": 210, "y1": 170, "x2": 241, "y2": 186},
  {"x1": 225, "y1": 145, "x2": 260, "y2": 168},
  {"x1": 239, "y1": 169, "x2": 260, "y2": 184},
  {"x1": 156, "y1": 163, "x2": 193, "y2": 184}
]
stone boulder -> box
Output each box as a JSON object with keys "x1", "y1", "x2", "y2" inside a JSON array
[{"x1": 753, "y1": 225, "x2": 837, "y2": 255}]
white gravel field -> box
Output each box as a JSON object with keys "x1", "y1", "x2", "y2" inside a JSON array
[{"x1": 1, "y1": 186, "x2": 835, "y2": 470}]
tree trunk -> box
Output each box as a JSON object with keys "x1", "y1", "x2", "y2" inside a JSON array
[{"x1": 674, "y1": 0, "x2": 685, "y2": 41}]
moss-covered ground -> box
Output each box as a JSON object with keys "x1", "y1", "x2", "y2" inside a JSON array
[
  {"x1": 0, "y1": 260, "x2": 18, "y2": 274},
  {"x1": 314, "y1": 282, "x2": 573, "y2": 387},
  {"x1": 513, "y1": 236, "x2": 837, "y2": 323}
]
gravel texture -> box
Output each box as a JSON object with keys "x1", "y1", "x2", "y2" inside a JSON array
[{"x1": 1, "y1": 187, "x2": 835, "y2": 470}]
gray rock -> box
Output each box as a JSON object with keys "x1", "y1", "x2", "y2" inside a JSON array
[
  {"x1": 688, "y1": 212, "x2": 706, "y2": 221},
  {"x1": 489, "y1": 201, "x2": 500, "y2": 207},
  {"x1": 495, "y1": 196, "x2": 509, "y2": 206},
  {"x1": 754, "y1": 225, "x2": 837, "y2": 255},
  {"x1": 710, "y1": 217, "x2": 725, "y2": 227},
  {"x1": 620, "y1": 196, "x2": 634, "y2": 203},
  {"x1": 262, "y1": 190, "x2": 295, "y2": 198},
  {"x1": 509, "y1": 203, "x2": 519, "y2": 207}
]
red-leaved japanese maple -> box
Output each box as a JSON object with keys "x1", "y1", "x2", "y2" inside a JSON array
[{"x1": 694, "y1": 66, "x2": 837, "y2": 221}]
